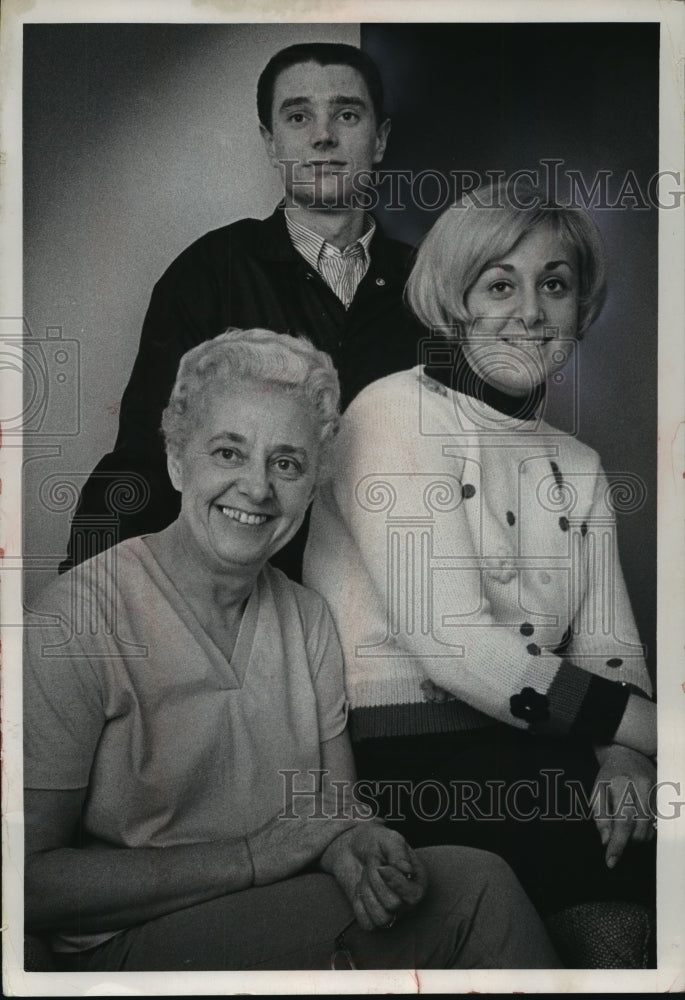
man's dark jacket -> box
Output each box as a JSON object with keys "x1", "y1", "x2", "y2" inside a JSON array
[{"x1": 62, "y1": 207, "x2": 424, "y2": 578}]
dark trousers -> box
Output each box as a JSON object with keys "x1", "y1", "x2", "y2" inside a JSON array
[{"x1": 353, "y1": 728, "x2": 656, "y2": 917}]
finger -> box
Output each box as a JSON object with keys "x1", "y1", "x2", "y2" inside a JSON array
[
  {"x1": 377, "y1": 864, "x2": 425, "y2": 907},
  {"x1": 353, "y1": 826, "x2": 385, "y2": 867},
  {"x1": 351, "y1": 883, "x2": 376, "y2": 932},
  {"x1": 631, "y1": 780, "x2": 655, "y2": 843},
  {"x1": 405, "y1": 847, "x2": 429, "y2": 896},
  {"x1": 605, "y1": 818, "x2": 633, "y2": 869},
  {"x1": 358, "y1": 871, "x2": 394, "y2": 928},
  {"x1": 594, "y1": 814, "x2": 613, "y2": 848},
  {"x1": 366, "y1": 865, "x2": 404, "y2": 910},
  {"x1": 631, "y1": 814, "x2": 655, "y2": 844},
  {"x1": 591, "y1": 780, "x2": 612, "y2": 846},
  {"x1": 376, "y1": 829, "x2": 415, "y2": 873}
]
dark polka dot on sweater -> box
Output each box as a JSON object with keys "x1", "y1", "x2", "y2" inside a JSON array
[
  {"x1": 606, "y1": 658, "x2": 623, "y2": 668},
  {"x1": 559, "y1": 516, "x2": 569, "y2": 532},
  {"x1": 462, "y1": 484, "x2": 476, "y2": 499},
  {"x1": 510, "y1": 687, "x2": 550, "y2": 724},
  {"x1": 527, "y1": 643, "x2": 541, "y2": 656},
  {"x1": 506, "y1": 510, "x2": 516, "y2": 526},
  {"x1": 550, "y1": 461, "x2": 564, "y2": 487},
  {"x1": 581, "y1": 522, "x2": 588, "y2": 537},
  {"x1": 520, "y1": 622, "x2": 534, "y2": 636}
]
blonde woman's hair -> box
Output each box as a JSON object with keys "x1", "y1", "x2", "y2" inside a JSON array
[{"x1": 406, "y1": 182, "x2": 607, "y2": 339}]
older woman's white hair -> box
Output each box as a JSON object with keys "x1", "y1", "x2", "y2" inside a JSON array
[{"x1": 161, "y1": 327, "x2": 340, "y2": 458}]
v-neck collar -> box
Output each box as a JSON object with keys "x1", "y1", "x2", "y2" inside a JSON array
[{"x1": 135, "y1": 536, "x2": 260, "y2": 690}]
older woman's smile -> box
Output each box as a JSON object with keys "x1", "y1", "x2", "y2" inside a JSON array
[
  {"x1": 218, "y1": 504, "x2": 271, "y2": 526},
  {"x1": 167, "y1": 379, "x2": 321, "y2": 573}
]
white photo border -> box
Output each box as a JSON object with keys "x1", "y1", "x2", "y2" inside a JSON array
[{"x1": 2, "y1": 0, "x2": 683, "y2": 994}]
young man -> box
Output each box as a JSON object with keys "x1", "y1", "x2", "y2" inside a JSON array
[{"x1": 62, "y1": 43, "x2": 424, "y2": 578}]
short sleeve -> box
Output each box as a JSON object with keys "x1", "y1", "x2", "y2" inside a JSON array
[
  {"x1": 304, "y1": 596, "x2": 349, "y2": 743},
  {"x1": 23, "y1": 609, "x2": 105, "y2": 790}
]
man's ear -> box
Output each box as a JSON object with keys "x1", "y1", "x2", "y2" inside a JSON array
[
  {"x1": 167, "y1": 451, "x2": 183, "y2": 494},
  {"x1": 259, "y1": 124, "x2": 277, "y2": 166},
  {"x1": 373, "y1": 118, "x2": 392, "y2": 166}
]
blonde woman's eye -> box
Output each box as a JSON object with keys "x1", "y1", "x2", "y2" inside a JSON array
[
  {"x1": 489, "y1": 280, "x2": 512, "y2": 294},
  {"x1": 543, "y1": 277, "x2": 567, "y2": 293}
]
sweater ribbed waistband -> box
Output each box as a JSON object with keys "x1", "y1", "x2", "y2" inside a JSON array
[{"x1": 349, "y1": 700, "x2": 493, "y2": 741}]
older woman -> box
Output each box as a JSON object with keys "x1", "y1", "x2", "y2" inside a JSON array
[
  {"x1": 24, "y1": 328, "x2": 558, "y2": 971},
  {"x1": 303, "y1": 187, "x2": 656, "y2": 940}
]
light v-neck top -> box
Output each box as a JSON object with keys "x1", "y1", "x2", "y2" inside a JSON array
[{"x1": 24, "y1": 536, "x2": 348, "y2": 851}]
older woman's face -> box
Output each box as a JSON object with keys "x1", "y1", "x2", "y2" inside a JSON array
[
  {"x1": 168, "y1": 379, "x2": 320, "y2": 572},
  {"x1": 463, "y1": 224, "x2": 579, "y2": 396}
]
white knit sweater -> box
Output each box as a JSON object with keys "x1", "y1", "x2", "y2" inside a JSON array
[{"x1": 304, "y1": 366, "x2": 653, "y2": 742}]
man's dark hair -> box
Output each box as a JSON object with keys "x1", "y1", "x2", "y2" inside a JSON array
[{"x1": 257, "y1": 42, "x2": 385, "y2": 131}]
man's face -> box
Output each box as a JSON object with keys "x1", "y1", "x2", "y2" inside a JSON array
[{"x1": 260, "y1": 61, "x2": 390, "y2": 210}]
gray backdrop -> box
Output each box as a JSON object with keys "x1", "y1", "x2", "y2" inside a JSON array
[{"x1": 22, "y1": 22, "x2": 658, "y2": 677}]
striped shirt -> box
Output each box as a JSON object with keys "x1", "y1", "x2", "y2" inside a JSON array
[{"x1": 285, "y1": 212, "x2": 376, "y2": 309}]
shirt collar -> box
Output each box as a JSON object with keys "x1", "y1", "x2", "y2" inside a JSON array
[{"x1": 285, "y1": 211, "x2": 376, "y2": 271}]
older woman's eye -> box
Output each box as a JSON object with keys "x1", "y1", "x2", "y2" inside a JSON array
[
  {"x1": 273, "y1": 456, "x2": 303, "y2": 477},
  {"x1": 212, "y1": 447, "x2": 240, "y2": 463}
]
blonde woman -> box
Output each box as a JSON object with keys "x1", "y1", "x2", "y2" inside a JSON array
[{"x1": 304, "y1": 186, "x2": 656, "y2": 937}]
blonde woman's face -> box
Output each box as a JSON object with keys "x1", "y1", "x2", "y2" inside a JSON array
[{"x1": 463, "y1": 224, "x2": 580, "y2": 396}]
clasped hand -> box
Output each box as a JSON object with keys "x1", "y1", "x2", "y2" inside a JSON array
[
  {"x1": 592, "y1": 744, "x2": 656, "y2": 869},
  {"x1": 320, "y1": 823, "x2": 427, "y2": 931}
]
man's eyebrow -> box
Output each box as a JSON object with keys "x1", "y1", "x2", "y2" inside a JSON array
[
  {"x1": 330, "y1": 95, "x2": 368, "y2": 109},
  {"x1": 278, "y1": 95, "x2": 368, "y2": 113},
  {"x1": 208, "y1": 432, "x2": 246, "y2": 445},
  {"x1": 278, "y1": 97, "x2": 314, "y2": 112}
]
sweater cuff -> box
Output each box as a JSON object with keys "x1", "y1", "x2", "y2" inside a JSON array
[
  {"x1": 566, "y1": 674, "x2": 633, "y2": 743},
  {"x1": 532, "y1": 658, "x2": 632, "y2": 742}
]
